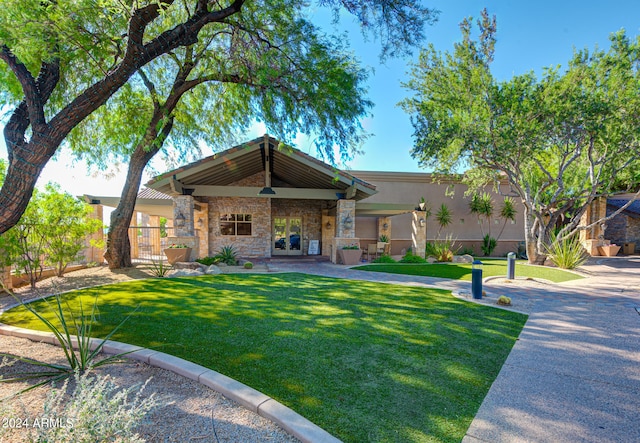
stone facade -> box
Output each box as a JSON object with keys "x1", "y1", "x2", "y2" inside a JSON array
[
  {"x1": 606, "y1": 206, "x2": 640, "y2": 253},
  {"x1": 202, "y1": 172, "x2": 272, "y2": 258}
]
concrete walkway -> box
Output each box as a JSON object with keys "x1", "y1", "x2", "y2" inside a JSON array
[{"x1": 269, "y1": 257, "x2": 640, "y2": 443}]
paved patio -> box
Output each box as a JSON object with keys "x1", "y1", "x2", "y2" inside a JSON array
[{"x1": 269, "y1": 256, "x2": 640, "y2": 443}]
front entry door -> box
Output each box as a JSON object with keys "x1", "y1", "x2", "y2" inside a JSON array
[{"x1": 273, "y1": 217, "x2": 303, "y2": 256}]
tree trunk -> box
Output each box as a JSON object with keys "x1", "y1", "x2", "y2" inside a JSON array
[
  {"x1": 523, "y1": 205, "x2": 547, "y2": 265},
  {"x1": 104, "y1": 145, "x2": 161, "y2": 269}
]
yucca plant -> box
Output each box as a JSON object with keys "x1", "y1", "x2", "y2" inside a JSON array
[
  {"x1": 149, "y1": 259, "x2": 170, "y2": 277},
  {"x1": 0, "y1": 290, "x2": 136, "y2": 395},
  {"x1": 545, "y1": 232, "x2": 588, "y2": 269}
]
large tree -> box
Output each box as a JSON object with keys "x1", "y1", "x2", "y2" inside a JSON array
[
  {"x1": 0, "y1": 0, "x2": 437, "y2": 235},
  {"x1": 87, "y1": 6, "x2": 377, "y2": 268},
  {"x1": 402, "y1": 9, "x2": 640, "y2": 264}
]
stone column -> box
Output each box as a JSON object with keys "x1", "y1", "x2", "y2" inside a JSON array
[
  {"x1": 331, "y1": 199, "x2": 359, "y2": 263},
  {"x1": 580, "y1": 196, "x2": 608, "y2": 255},
  {"x1": 174, "y1": 195, "x2": 195, "y2": 237},
  {"x1": 168, "y1": 195, "x2": 199, "y2": 260},
  {"x1": 412, "y1": 211, "x2": 427, "y2": 258}
]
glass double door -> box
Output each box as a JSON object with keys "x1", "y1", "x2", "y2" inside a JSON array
[{"x1": 273, "y1": 217, "x2": 302, "y2": 255}]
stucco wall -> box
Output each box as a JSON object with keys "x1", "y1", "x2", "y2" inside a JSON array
[{"x1": 353, "y1": 171, "x2": 525, "y2": 242}]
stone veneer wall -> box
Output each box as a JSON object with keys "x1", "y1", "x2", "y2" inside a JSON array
[
  {"x1": 204, "y1": 172, "x2": 272, "y2": 257},
  {"x1": 606, "y1": 207, "x2": 640, "y2": 253},
  {"x1": 271, "y1": 199, "x2": 323, "y2": 255}
]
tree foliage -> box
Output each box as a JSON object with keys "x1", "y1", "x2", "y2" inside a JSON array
[
  {"x1": 0, "y1": 181, "x2": 103, "y2": 287},
  {"x1": 402, "y1": 9, "x2": 640, "y2": 264},
  {"x1": 0, "y1": 0, "x2": 438, "y2": 235}
]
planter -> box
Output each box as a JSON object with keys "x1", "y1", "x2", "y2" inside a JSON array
[
  {"x1": 598, "y1": 245, "x2": 620, "y2": 257},
  {"x1": 164, "y1": 247, "x2": 192, "y2": 264},
  {"x1": 623, "y1": 242, "x2": 636, "y2": 255},
  {"x1": 338, "y1": 249, "x2": 362, "y2": 265}
]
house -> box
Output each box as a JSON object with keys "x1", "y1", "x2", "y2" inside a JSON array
[{"x1": 121, "y1": 134, "x2": 524, "y2": 262}]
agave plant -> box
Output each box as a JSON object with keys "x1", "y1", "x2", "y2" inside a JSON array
[
  {"x1": 215, "y1": 244, "x2": 239, "y2": 265},
  {"x1": 0, "y1": 290, "x2": 136, "y2": 395},
  {"x1": 545, "y1": 232, "x2": 588, "y2": 270}
]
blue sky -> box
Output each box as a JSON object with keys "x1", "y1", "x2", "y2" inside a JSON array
[{"x1": 1, "y1": 0, "x2": 640, "y2": 196}]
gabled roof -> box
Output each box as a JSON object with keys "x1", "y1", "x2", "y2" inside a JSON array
[{"x1": 146, "y1": 135, "x2": 376, "y2": 201}]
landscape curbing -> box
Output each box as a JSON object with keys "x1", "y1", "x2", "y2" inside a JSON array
[{"x1": 0, "y1": 323, "x2": 342, "y2": 443}]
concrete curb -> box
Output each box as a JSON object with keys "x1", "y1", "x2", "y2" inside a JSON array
[{"x1": 0, "y1": 323, "x2": 341, "y2": 443}]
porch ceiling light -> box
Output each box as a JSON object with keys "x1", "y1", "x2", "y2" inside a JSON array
[{"x1": 258, "y1": 186, "x2": 276, "y2": 196}]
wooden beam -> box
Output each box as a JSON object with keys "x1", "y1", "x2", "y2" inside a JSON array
[
  {"x1": 345, "y1": 181, "x2": 357, "y2": 199},
  {"x1": 191, "y1": 185, "x2": 345, "y2": 200},
  {"x1": 169, "y1": 179, "x2": 184, "y2": 195}
]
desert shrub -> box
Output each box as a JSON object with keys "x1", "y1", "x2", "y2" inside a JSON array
[
  {"x1": 425, "y1": 235, "x2": 458, "y2": 262},
  {"x1": 400, "y1": 252, "x2": 426, "y2": 263},
  {"x1": 34, "y1": 371, "x2": 158, "y2": 443},
  {"x1": 497, "y1": 295, "x2": 512, "y2": 306},
  {"x1": 244, "y1": 261, "x2": 253, "y2": 269},
  {"x1": 372, "y1": 255, "x2": 396, "y2": 263},
  {"x1": 545, "y1": 233, "x2": 588, "y2": 269}
]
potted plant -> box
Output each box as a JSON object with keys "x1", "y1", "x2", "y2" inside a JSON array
[
  {"x1": 418, "y1": 196, "x2": 427, "y2": 211},
  {"x1": 379, "y1": 234, "x2": 389, "y2": 243},
  {"x1": 163, "y1": 244, "x2": 192, "y2": 264},
  {"x1": 338, "y1": 244, "x2": 361, "y2": 265}
]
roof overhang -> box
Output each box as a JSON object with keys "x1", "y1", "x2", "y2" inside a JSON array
[
  {"x1": 355, "y1": 203, "x2": 417, "y2": 216},
  {"x1": 146, "y1": 135, "x2": 377, "y2": 201},
  {"x1": 83, "y1": 194, "x2": 174, "y2": 219}
]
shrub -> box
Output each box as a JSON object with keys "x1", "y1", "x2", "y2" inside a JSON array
[
  {"x1": 372, "y1": 255, "x2": 396, "y2": 263},
  {"x1": 244, "y1": 261, "x2": 253, "y2": 269},
  {"x1": 545, "y1": 233, "x2": 588, "y2": 269},
  {"x1": 425, "y1": 235, "x2": 458, "y2": 262},
  {"x1": 459, "y1": 246, "x2": 475, "y2": 256},
  {"x1": 215, "y1": 245, "x2": 239, "y2": 265},
  {"x1": 34, "y1": 371, "x2": 158, "y2": 443},
  {"x1": 481, "y1": 234, "x2": 497, "y2": 256},
  {"x1": 400, "y1": 252, "x2": 426, "y2": 263},
  {"x1": 497, "y1": 295, "x2": 512, "y2": 306},
  {"x1": 378, "y1": 234, "x2": 389, "y2": 243},
  {"x1": 195, "y1": 256, "x2": 218, "y2": 266}
]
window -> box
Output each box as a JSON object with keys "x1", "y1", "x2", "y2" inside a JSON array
[{"x1": 220, "y1": 213, "x2": 252, "y2": 236}]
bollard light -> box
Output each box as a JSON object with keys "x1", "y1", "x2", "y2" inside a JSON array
[
  {"x1": 472, "y1": 260, "x2": 483, "y2": 299},
  {"x1": 507, "y1": 252, "x2": 516, "y2": 280}
]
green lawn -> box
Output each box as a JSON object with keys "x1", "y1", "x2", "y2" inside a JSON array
[
  {"x1": 1, "y1": 273, "x2": 527, "y2": 442},
  {"x1": 354, "y1": 259, "x2": 583, "y2": 283}
]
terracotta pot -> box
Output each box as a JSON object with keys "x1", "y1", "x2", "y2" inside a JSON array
[
  {"x1": 164, "y1": 247, "x2": 192, "y2": 264},
  {"x1": 338, "y1": 249, "x2": 362, "y2": 265}
]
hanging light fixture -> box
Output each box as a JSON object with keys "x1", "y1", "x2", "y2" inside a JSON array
[{"x1": 258, "y1": 187, "x2": 276, "y2": 196}]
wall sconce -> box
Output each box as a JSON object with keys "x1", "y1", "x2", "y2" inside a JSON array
[
  {"x1": 343, "y1": 215, "x2": 353, "y2": 230},
  {"x1": 419, "y1": 218, "x2": 425, "y2": 227},
  {"x1": 383, "y1": 223, "x2": 389, "y2": 230},
  {"x1": 175, "y1": 212, "x2": 186, "y2": 227},
  {"x1": 197, "y1": 218, "x2": 204, "y2": 228},
  {"x1": 325, "y1": 221, "x2": 332, "y2": 230}
]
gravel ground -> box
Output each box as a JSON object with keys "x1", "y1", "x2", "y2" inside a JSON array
[{"x1": 0, "y1": 265, "x2": 299, "y2": 443}]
